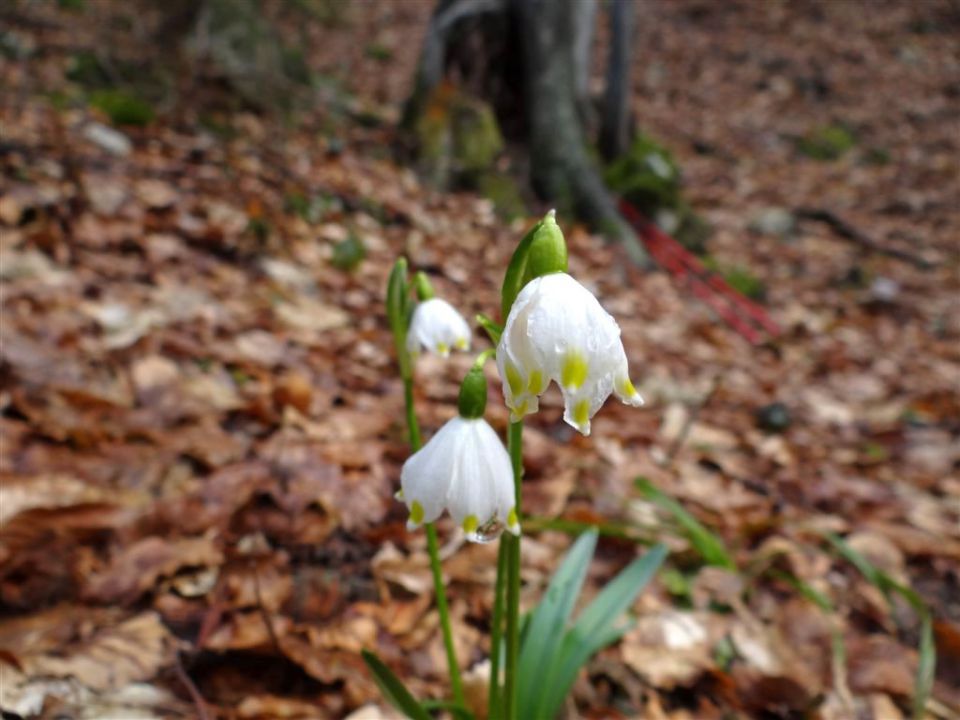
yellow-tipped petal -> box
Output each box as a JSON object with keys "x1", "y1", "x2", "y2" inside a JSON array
[
  {"x1": 561, "y1": 351, "x2": 589, "y2": 391},
  {"x1": 527, "y1": 369, "x2": 544, "y2": 395},
  {"x1": 505, "y1": 363, "x2": 524, "y2": 397},
  {"x1": 507, "y1": 508, "x2": 520, "y2": 535},
  {"x1": 462, "y1": 514, "x2": 479, "y2": 535},
  {"x1": 436, "y1": 341, "x2": 449, "y2": 355},
  {"x1": 573, "y1": 398, "x2": 590, "y2": 429},
  {"x1": 410, "y1": 500, "x2": 424, "y2": 525},
  {"x1": 455, "y1": 337, "x2": 468, "y2": 350}
]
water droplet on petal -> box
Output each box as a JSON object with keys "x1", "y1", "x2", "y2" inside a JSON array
[{"x1": 472, "y1": 517, "x2": 504, "y2": 544}]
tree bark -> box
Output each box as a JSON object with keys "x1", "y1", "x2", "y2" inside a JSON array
[
  {"x1": 572, "y1": 0, "x2": 598, "y2": 131},
  {"x1": 599, "y1": 0, "x2": 635, "y2": 160},
  {"x1": 404, "y1": 0, "x2": 650, "y2": 266},
  {"x1": 513, "y1": 0, "x2": 648, "y2": 264}
]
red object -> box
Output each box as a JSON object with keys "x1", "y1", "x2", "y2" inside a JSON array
[{"x1": 618, "y1": 198, "x2": 780, "y2": 344}]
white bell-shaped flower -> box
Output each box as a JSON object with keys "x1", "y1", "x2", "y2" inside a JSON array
[
  {"x1": 400, "y1": 416, "x2": 519, "y2": 541},
  {"x1": 497, "y1": 272, "x2": 643, "y2": 435},
  {"x1": 406, "y1": 298, "x2": 471, "y2": 358}
]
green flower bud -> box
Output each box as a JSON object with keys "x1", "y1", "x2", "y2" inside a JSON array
[
  {"x1": 501, "y1": 210, "x2": 568, "y2": 320},
  {"x1": 386, "y1": 257, "x2": 412, "y2": 377},
  {"x1": 457, "y1": 366, "x2": 488, "y2": 419},
  {"x1": 526, "y1": 210, "x2": 568, "y2": 281},
  {"x1": 387, "y1": 257, "x2": 409, "y2": 338},
  {"x1": 414, "y1": 271, "x2": 436, "y2": 301}
]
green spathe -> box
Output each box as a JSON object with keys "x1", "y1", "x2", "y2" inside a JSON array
[
  {"x1": 386, "y1": 258, "x2": 411, "y2": 378},
  {"x1": 500, "y1": 210, "x2": 568, "y2": 320},
  {"x1": 414, "y1": 271, "x2": 436, "y2": 301},
  {"x1": 457, "y1": 366, "x2": 488, "y2": 419}
]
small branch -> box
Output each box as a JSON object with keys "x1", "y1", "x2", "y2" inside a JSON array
[
  {"x1": 796, "y1": 207, "x2": 933, "y2": 270},
  {"x1": 174, "y1": 653, "x2": 210, "y2": 720}
]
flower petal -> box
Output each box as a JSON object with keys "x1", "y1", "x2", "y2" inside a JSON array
[{"x1": 408, "y1": 298, "x2": 471, "y2": 357}]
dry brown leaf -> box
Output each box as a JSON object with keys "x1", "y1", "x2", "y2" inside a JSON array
[{"x1": 83, "y1": 535, "x2": 223, "y2": 605}]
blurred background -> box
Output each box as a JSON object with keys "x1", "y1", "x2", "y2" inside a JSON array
[{"x1": 1, "y1": 1, "x2": 958, "y2": 718}]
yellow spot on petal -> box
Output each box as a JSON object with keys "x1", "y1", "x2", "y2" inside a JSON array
[
  {"x1": 505, "y1": 363, "x2": 524, "y2": 397},
  {"x1": 455, "y1": 337, "x2": 468, "y2": 350},
  {"x1": 410, "y1": 500, "x2": 424, "y2": 525},
  {"x1": 561, "y1": 351, "x2": 589, "y2": 390},
  {"x1": 507, "y1": 508, "x2": 519, "y2": 528},
  {"x1": 528, "y1": 369, "x2": 544, "y2": 394},
  {"x1": 618, "y1": 377, "x2": 637, "y2": 397},
  {"x1": 573, "y1": 398, "x2": 590, "y2": 428},
  {"x1": 394, "y1": 489, "x2": 404, "y2": 501},
  {"x1": 436, "y1": 342, "x2": 449, "y2": 355},
  {"x1": 463, "y1": 515, "x2": 479, "y2": 534}
]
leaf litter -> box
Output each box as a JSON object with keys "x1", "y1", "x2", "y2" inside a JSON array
[{"x1": 1, "y1": 1, "x2": 958, "y2": 718}]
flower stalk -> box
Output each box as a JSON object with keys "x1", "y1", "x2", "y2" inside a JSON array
[
  {"x1": 388, "y1": 259, "x2": 465, "y2": 708},
  {"x1": 503, "y1": 420, "x2": 523, "y2": 720}
]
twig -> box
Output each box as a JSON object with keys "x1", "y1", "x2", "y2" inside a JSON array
[
  {"x1": 796, "y1": 207, "x2": 933, "y2": 270},
  {"x1": 173, "y1": 653, "x2": 210, "y2": 720}
]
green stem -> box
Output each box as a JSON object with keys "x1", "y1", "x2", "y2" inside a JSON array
[
  {"x1": 403, "y1": 375, "x2": 422, "y2": 450},
  {"x1": 401, "y1": 373, "x2": 463, "y2": 707},
  {"x1": 504, "y1": 421, "x2": 523, "y2": 720},
  {"x1": 488, "y1": 538, "x2": 507, "y2": 719},
  {"x1": 426, "y1": 522, "x2": 464, "y2": 706}
]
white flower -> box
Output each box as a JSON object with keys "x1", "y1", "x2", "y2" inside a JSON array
[
  {"x1": 400, "y1": 416, "x2": 519, "y2": 541},
  {"x1": 496, "y1": 272, "x2": 643, "y2": 435},
  {"x1": 406, "y1": 298, "x2": 471, "y2": 358}
]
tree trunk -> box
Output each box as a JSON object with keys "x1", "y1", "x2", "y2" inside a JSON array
[
  {"x1": 572, "y1": 0, "x2": 598, "y2": 131},
  {"x1": 599, "y1": 0, "x2": 635, "y2": 160},
  {"x1": 513, "y1": 0, "x2": 648, "y2": 264},
  {"x1": 405, "y1": 0, "x2": 650, "y2": 266}
]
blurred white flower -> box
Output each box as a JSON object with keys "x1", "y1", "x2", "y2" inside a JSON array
[
  {"x1": 400, "y1": 416, "x2": 519, "y2": 541},
  {"x1": 496, "y1": 272, "x2": 643, "y2": 435},
  {"x1": 406, "y1": 298, "x2": 471, "y2": 358}
]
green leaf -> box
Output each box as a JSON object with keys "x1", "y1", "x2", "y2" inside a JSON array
[
  {"x1": 332, "y1": 232, "x2": 366, "y2": 271},
  {"x1": 476, "y1": 313, "x2": 502, "y2": 345},
  {"x1": 635, "y1": 477, "x2": 736, "y2": 569},
  {"x1": 766, "y1": 569, "x2": 834, "y2": 612},
  {"x1": 361, "y1": 650, "x2": 432, "y2": 720},
  {"x1": 90, "y1": 89, "x2": 154, "y2": 126},
  {"x1": 538, "y1": 544, "x2": 668, "y2": 720},
  {"x1": 825, "y1": 534, "x2": 935, "y2": 720},
  {"x1": 914, "y1": 611, "x2": 935, "y2": 720},
  {"x1": 518, "y1": 529, "x2": 598, "y2": 719},
  {"x1": 420, "y1": 699, "x2": 474, "y2": 720}
]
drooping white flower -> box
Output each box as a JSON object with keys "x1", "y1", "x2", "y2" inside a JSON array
[
  {"x1": 406, "y1": 298, "x2": 471, "y2": 358},
  {"x1": 400, "y1": 416, "x2": 519, "y2": 541},
  {"x1": 496, "y1": 272, "x2": 643, "y2": 435}
]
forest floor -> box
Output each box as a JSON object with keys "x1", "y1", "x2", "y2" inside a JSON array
[{"x1": 1, "y1": 1, "x2": 959, "y2": 719}]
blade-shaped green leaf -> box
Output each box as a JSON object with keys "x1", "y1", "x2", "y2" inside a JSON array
[
  {"x1": 361, "y1": 649, "x2": 432, "y2": 720},
  {"x1": 824, "y1": 533, "x2": 935, "y2": 720},
  {"x1": 635, "y1": 477, "x2": 735, "y2": 569},
  {"x1": 420, "y1": 699, "x2": 475, "y2": 720},
  {"x1": 518, "y1": 529, "x2": 598, "y2": 719},
  {"x1": 476, "y1": 313, "x2": 502, "y2": 345},
  {"x1": 538, "y1": 543, "x2": 668, "y2": 720},
  {"x1": 914, "y1": 611, "x2": 935, "y2": 720}
]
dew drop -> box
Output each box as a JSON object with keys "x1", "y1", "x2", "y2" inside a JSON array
[{"x1": 472, "y1": 517, "x2": 505, "y2": 544}]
